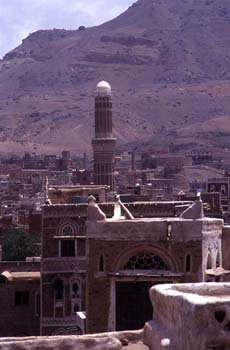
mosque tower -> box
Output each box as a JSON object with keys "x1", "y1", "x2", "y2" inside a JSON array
[{"x1": 92, "y1": 81, "x2": 116, "y2": 192}]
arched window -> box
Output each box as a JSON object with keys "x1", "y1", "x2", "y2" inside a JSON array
[
  {"x1": 55, "y1": 278, "x2": 64, "y2": 300},
  {"x1": 207, "y1": 253, "x2": 212, "y2": 270},
  {"x1": 58, "y1": 221, "x2": 78, "y2": 236},
  {"x1": 99, "y1": 255, "x2": 104, "y2": 272},
  {"x1": 70, "y1": 279, "x2": 81, "y2": 315},
  {"x1": 185, "y1": 254, "x2": 191, "y2": 272},
  {"x1": 221, "y1": 185, "x2": 226, "y2": 195},
  {"x1": 72, "y1": 281, "x2": 80, "y2": 299},
  {"x1": 124, "y1": 253, "x2": 169, "y2": 270}
]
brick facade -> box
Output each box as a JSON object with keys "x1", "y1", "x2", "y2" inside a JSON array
[
  {"x1": 86, "y1": 206, "x2": 224, "y2": 333},
  {"x1": 41, "y1": 204, "x2": 87, "y2": 335},
  {"x1": 0, "y1": 262, "x2": 40, "y2": 337}
]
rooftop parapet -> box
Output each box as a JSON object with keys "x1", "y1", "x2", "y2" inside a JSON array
[
  {"x1": 86, "y1": 196, "x2": 223, "y2": 242},
  {"x1": 87, "y1": 216, "x2": 223, "y2": 242},
  {"x1": 144, "y1": 282, "x2": 230, "y2": 350}
]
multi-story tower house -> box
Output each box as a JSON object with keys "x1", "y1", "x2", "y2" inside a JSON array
[
  {"x1": 40, "y1": 200, "x2": 87, "y2": 335},
  {"x1": 92, "y1": 81, "x2": 116, "y2": 192}
]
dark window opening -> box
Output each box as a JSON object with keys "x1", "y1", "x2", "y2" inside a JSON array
[
  {"x1": 207, "y1": 253, "x2": 212, "y2": 270},
  {"x1": 221, "y1": 185, "x2": 226, "y2": 195},
  {"x1": 61, "y1": 240, "x2": 75, "y2": 257},
  {"x1": 55, "y1": 279, "x2": 64, "y2": 300},
  {"x1": 185, "y1": 254, "x2": 191, "y2": 272},
  {"x1": 72, "y1": 282, "x2": 80, "y2": 298},
  {"x1": 214, "y1": 310, "x2": 226, "y2": 323},
  {"x1": 216, "y1": 252, "x2": 220, "y2": 268},
  {"x1": 99, "y1": 255, "x2": 104, "y2": 271},
  {"x1": 15, "y1": 291, "x2": 29, "y2": 306}
]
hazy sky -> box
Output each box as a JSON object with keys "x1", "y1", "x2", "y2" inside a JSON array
[{"x1": 0, "y1": 0, "x2": 134, "y2": 58}]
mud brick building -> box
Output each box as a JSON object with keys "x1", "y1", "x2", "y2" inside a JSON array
[
  {"x1": 0, "y1": 261, "x2": 40, "y2": 337},
  {"x1": 41, "y1": 204, "x2": 87, "y2": 335},
  {"x1": 86, "y1": 196, "x2": 227, "y2": 333},
  {"x1": 40, "y1": 182, "x2": 193, "y2": 336}
]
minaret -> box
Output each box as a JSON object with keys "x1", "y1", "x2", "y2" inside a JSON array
[{"x1": 92, "y1": 81, "x2": 116, "y2": 191}]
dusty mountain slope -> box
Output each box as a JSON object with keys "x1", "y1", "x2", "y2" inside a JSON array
[{"x1": 0, "y1": 0, "x2": 230, "y2": 155}]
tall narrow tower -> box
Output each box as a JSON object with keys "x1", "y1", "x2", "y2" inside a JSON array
[{"x1": 92, "y1": 81, "x2": 116, "y2": 192}]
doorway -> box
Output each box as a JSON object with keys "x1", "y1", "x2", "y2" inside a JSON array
[{"x1": 116, "y1": 281, "x2": 153, "y2": 331}]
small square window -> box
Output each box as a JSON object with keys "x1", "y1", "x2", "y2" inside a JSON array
[
  {"x1": 15, "y1": 291, "x2": 29, "y2": 306},
  {"x1": 61, "y1": 240, "x2": 75, "y2": 257}
]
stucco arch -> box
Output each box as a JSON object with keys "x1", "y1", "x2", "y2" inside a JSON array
[
  {"x1": 56, "y1": 220, "x2": 79, "y2": 236},
  {"x1": 114, "y1": 243, "x2": 178, "y2": 272}
]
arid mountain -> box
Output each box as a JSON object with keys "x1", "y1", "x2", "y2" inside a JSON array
[{"x1": 0, "y1": 0, "x2": 230, "y2": 155}]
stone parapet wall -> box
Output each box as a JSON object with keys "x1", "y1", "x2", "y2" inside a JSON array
[
  {"x1": 87, "y1": 218, "x2": 223, "y2": 242},
  {"x1": 0, "y1": 329, "x2": 143, "y2": 350},
  {"x1": 0, "y1": 335, "x2": 121, "y2": 350},
  {"x1": 144, "y1": 283, "x2": 230, "y2": 350}
]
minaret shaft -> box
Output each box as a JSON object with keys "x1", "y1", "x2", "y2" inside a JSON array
[
  {"x1": 95, "y1": 96, "x2": 113, "y2": 138},
  {"x1": 92, "y1": 81, "x2": 116, "y2": 192}
]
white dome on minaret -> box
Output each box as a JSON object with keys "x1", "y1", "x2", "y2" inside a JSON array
[{"x1": 96, "y1": 81, "x2": 111, "y2": 95}]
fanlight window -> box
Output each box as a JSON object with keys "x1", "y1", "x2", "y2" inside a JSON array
[
  {"x1": 124, "y1": 253, "x2": 169, "y2": 270},
  {"x1": 62, "y1": 225, "x2": 74, "y2": 236}
]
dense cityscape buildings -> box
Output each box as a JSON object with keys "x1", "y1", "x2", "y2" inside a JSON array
[
  {"x1": 0, "y1": 80, "x2": 229, "y2": 350},
  {"x1": 0, "y1": 0, "x2": 230, "y2": 347}
]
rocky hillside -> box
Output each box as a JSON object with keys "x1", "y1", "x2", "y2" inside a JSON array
[{"x1": 0, "y1": 0, "x2": 230, "y2": 155}]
